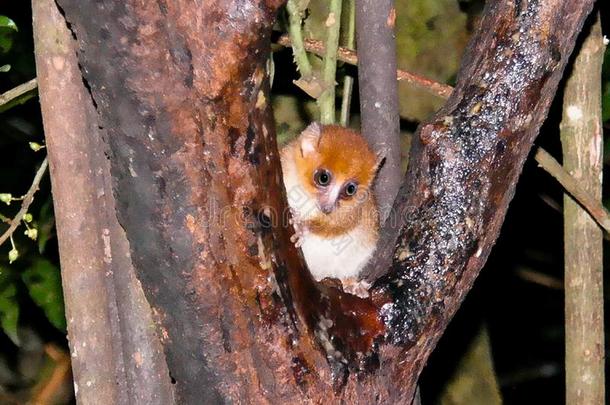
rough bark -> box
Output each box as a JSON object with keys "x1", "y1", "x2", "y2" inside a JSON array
[
  {"x1": 356, "y1": 0, "x2": 402, "y2": 221},
  {"x1": 560, "y1": 14, "x2": 605, "y2": 405},
  {"x1": 32, "y1": 1, "x2": 174, "y2": 404},
  {"x1": 363, "y1": 0, "x2": 595, "y2": 399},
  {"x1": 40, "y1": 0, "x2": 595, "y2": 403},
  {"x1": 51, "y1": 0, "x2": 342, "y2": 403}
]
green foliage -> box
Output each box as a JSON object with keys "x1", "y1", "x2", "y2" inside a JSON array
[
  {"x1": 394, "y1": 0, "x2": 469, "y2": 121},
  {"x1": 22, "y1": 259, "x2": 65, "y2": 332},
  {"x1": 0, "y1": 16, "x2": 18, "y2": 54},
  {"x1": 0, "y1": 15, "x2": 18, "y2": 76},
  {"x1": 0, "y1": 256, "x2": 65, "y2": 345},
  {"x1": 0, "y1": 267, "x2": 19, "y2": 345},
  {"x1": 0, "y1": 8, "x2": 64, "y2": 359}
]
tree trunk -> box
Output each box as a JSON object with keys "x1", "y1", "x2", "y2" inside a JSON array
[
  {"x1": 561, "y1": 14, "x2": 605, "y2": 405},
  {"x1": 35, "y1": 0, "x2": 595, "y2": 403},
  {"x1": 32, "y1": 0, "x2": 174, "y2": 403}
]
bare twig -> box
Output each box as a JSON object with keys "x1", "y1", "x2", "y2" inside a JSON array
[
  {"x1": 0, "y1": 78, "x2": 38, "y2": 108},
  {"x1": 276, "y1": 35, "x2": 454, "y2": 98},
  {"x1": 318, "y1": 0, "x2": 342, "y2": 124},
  {"x1": 516, "y1": 268, "x2": 564, "y2": 290},
  {"x1": 535, "y1": 148, "x2": 610, "y2": 233},
  {"x1": 0, "y1": 157, "x2": 48, "y2": 246},
  {"x1": 339, "y1": 0, "x2": 356, "y2": 127}
]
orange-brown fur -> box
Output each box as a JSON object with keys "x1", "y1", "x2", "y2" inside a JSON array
[
  {"x1": 293, "y1": 125, "x2": 378, "y2": 237},
  {"x1": 280, "y1": 123, "x2": 381, "y2": 283},
  {"x1": 281, "y1": 124, "x2": 379, "y2": 239}
]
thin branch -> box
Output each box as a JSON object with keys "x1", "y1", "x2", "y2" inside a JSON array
[
  {"x1": 516, "y1": 268, "x2": 564, "y2": 290},
  {"x1": 355, "y1": 0, "x2": 401, "y2": 223},
  {"x1": 275, "y1": 35, "x2": 454, "y2": 98},
  {"x1": 285, "y1": 0, "x2": 313, "y2": 79},
  {"x1": 0, "y1": 78, "x2": 38, "y2": 108},
  {"x1": 339, "y1": 0, "x2": 356, "y2": 127},
  {"x1": 0, "y1": 157, "x2": 48, "y2": 246},
  {"x1": 31, "y1": 344, "x2": 72, "y2": 404},
  {"x1": 535, "y1": 148, "x2": 610, "y2": 233},
  {"x1": 318, "y1": 0, "x2": 342, "y2": 124}
]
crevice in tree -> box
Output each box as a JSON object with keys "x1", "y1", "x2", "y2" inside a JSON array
[{"x1": 53, "y1": 1, "x2": 99, "y2": 112}]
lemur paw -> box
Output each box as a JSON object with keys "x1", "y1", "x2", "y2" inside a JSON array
[
  {"x1": 341, "y1": 278, "x2": 371, "y2": 298},
  {"x1": 289, "y1": 209, "x2": 307, "y2": 248}
]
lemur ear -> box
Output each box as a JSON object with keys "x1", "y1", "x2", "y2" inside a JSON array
[{"x1": 299, "y1": 122, "x2": 322, "y2": 157}]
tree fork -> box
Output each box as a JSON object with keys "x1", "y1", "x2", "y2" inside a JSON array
[{"x1": 42, "y1": 0, "x2": 595, "y2": 403}]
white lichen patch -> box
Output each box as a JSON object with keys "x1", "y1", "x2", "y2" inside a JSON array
[
  {"x1": 566, "y1": 105, "x2": 583, "y2": 121},
  {"x1": 102, "y1": 228, "x2": 112, "y2": 264}
]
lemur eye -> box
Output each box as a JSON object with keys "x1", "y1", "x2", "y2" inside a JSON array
[
  {"x1": 314, "y1": 169, "x2": 332, "y2": 187},
  {"x1": 343, "y1": 182, "x2": 358, "y2": 197}
]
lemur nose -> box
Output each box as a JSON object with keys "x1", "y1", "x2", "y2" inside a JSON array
[{"x1": 320, "y1": 204, "x2": 334, "y2": 215}]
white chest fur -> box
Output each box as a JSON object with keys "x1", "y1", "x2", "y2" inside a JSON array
[
  {"x1": 299, "y1": 225, "x2": 376, "y2": 281},
  {"x1": 280, "y1": 148, "x2": 377, "y2": 280}
]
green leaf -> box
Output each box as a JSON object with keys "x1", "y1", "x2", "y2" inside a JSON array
[
  {"x1": 22, "y1": 259, "x2": 65, "y2": 332},
  {"x1": 0, "y1": 268, "x2": 20, "y2": 345},
  {"x1": 0, "y1": 16, "x2": 18, "y2": 54},
  {"x1": 0, "y1": 16, "x2": 18, "y2": 31},
  {"x1": 0, "y1": 64, "x2": 10, "y2": 72}
]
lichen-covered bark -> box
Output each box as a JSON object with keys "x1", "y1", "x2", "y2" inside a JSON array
[
  {"x1": 364, "y1": 0, "x2": 595, "y2": 400},
  {"x1": 45, "y1": 0, "x2": 594, "y2": 403}
]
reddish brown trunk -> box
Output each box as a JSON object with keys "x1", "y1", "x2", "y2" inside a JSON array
[{"x1": 36, "y1": 0, "x2": 595, "y2": 403}]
